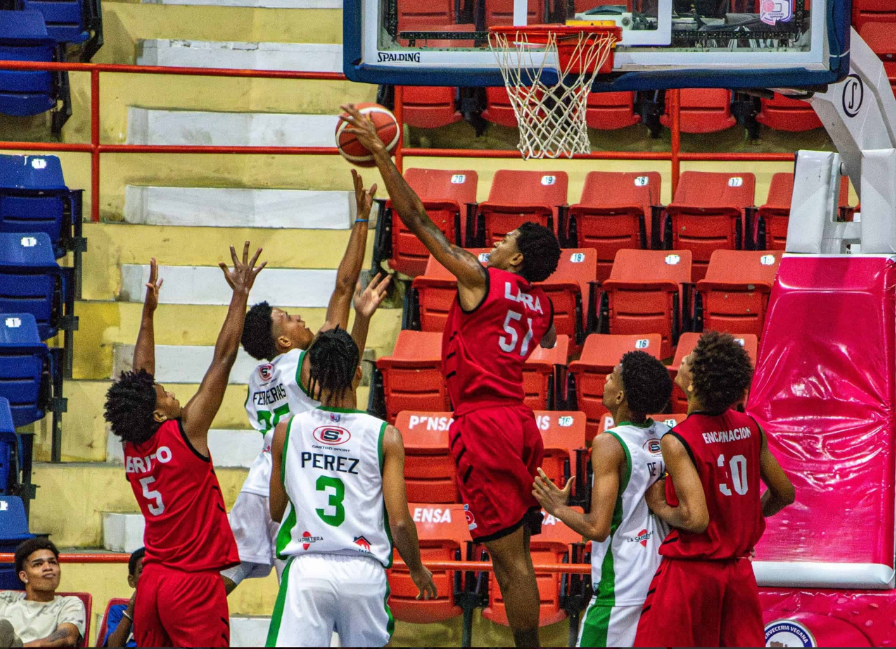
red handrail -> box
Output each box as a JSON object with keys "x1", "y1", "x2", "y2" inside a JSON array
[
  {"x1": 0, "y1": 552, "x2": 592, "y2": 574},
  {"x1": 0, "y1": 59, "x2": 798, "y2": 224}
]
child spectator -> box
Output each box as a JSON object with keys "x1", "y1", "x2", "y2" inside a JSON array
[{"x1": 102, "y1": 548, "x2": 144, "y2": 648}]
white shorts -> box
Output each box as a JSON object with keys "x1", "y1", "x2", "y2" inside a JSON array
[
  {"x1": 224, "y1": 490, "x2": 285, "y2": 583},
  {"x1": 577, "y1": 599, "x2": 642, "y2": 648},
  {"x1": 266, "y1": 554, "x2": 393, "y2": 648}
]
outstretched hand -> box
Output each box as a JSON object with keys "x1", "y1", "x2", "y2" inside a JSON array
[
  {"x1": 352, "y1": 169, "x2": 377, "y2": 222},
  {"x1": 340, "y1": 104, "x2": 386, "y2": 157},
  {"x1": 144, "y1": 258, "x2": 163, "y2": 313},
  {"x1": 532, "y1": 468, "x2": 574, "y2": 517},
  {"x1": 219, "y1": 241, "x2": 266, "y2": 294},
  {"x1": 353, "y1": 273, "x2": 392, "y2": 319}
]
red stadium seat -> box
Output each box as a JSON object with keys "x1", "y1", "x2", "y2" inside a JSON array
[
  {"x1": 523, "y1": 335, "x2": 570, "y2": 411},
  {"x1": 482, "y1": 508, "x2": 585, "y2": 627},
  {"x1": 485, "y1": 0, "x2": 546, "y2": 26},
  {"x1": 537, "y1": 249, "x2": 598, "y2": 348},
  {"x1": 474, "y1": 170, "x2": 568, "y2": 246},
  {"x1": 861, "y1": 23, "x2": 896, "y2": 98},
  {"x1": 535, "y1": 410, "x2": 588, "y2": 497},
  {"x1": 660, "y1": 89, "x2": 736, "y2": 134},
  {"x1": 669, "y1": 332, "x2": 757, "y2": 413},
  {"x1": 586, "y1": 92, "x2": 640, "y2": 130},
  {"x1": 95, "y1": 598, "x2": 128, "y2": 648},
  {"x1": 756, "y1": 93, "x2": 822, "y2": 132},
  {"x1": 756, "y1": 173, "x2": 853, "y2": 250},
  {"x1": 402, "y1": 87, "x2": 463, "y2": 129},
  {"x1": 389, "y1": 503, "x2": 470, "y2": 623},
  {"x1": 395, "y1": 411, "x2": 459, "y2": 503},
  {"x1": 385, "y1": 169, "x2": 478, "y2": 277},
  {"x1": 376, "y1": 331, "x2": 450, "y2": 424},
  {"x1": 853, "y1": 0, "x2": 896, "y2": 31},
  {"x1": 396, "y1": 0, "x2": 455, "y2": 29},
  {"x1": 58, "y1": 592, "x2": 91, "y2": 648},
  {"x1": 568, "y1": 333, "x2": 663, "y2": 443},
  {"x1": 482, "y1": 87, "x2": 518, "y2": 128},
  {"x1": 663, "y1": 171, "x2": 755, "y2": 281},
  {"x1": 567, "y1": 171, "x2": 661, "y2": 281},
  {"x1": 410, "y1": 249, "x2": 490, "y2": 332},
  {"x1": 650, "y1": 412, "x2": 687, "y2": 429},
  {"x1": 599, "y1": 249, "x2": 692, "y2": 359},
  {"x1": 696, "y1": 250, "x2": 782, "y2": 339}
]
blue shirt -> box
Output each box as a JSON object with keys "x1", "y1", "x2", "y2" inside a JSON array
[{"x1": 103, "y1": 604, "x2": 136, "y2": 648}]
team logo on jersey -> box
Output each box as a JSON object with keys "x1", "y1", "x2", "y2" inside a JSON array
[
  {"x1": 258, "y1": 364, "x2": 274, "y2": 382},
  {"x1": 312, "y1": 425, "x2": 351, "y2": 446},
  {"x1": 301, "y1": 531, "x2": 324, "y2": 550},
  {"x1": 630, "y1": 529, "x2": 652, "y2": 547},
  {"x1": 330, "y1": 412, "x2": 341, "y2": 423},
  {"x1": 643, "y1": 439, "x2": 662, "y2": 455},
  {"x1": 354, "y1": 536, "x2": 372, "y2": 553},
  {"x1": 764, "y1": 620, "x2": 816, "y2": 647},
  {"x1": 463, "y1": 504, "x2": 477, "y2": 531}
]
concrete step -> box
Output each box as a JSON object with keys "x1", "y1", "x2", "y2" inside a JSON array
[
  {"x1": 127, "y1": 108, "x2": 340, "y2": 147},
  {"x1": 124, "y1": 186, "x2": 358, "y2": 228},
  {"x1": 137, "y1": 39, "x2": 343, "y2": 71},
  {"x1": 112, "y1": 344, "x2": 262, "y2": 384},
  {"x1": 106, "y1": 428, "x2": 263, "y2": 468},
  {"x1": 102, "y1": 512, "x2": 146, "y2": 553}
]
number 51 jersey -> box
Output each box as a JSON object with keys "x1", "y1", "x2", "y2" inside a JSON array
[
  {"x1": 276, "y1": 407, "x2": 393, "y2": 568},
  {"x1": 443, "y1": 267, "x2": 553, "y2": 417}
]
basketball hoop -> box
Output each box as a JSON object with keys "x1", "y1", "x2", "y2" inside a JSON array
[{"x1": 488, "y1": 24, "x2": 621, "y2": 160}]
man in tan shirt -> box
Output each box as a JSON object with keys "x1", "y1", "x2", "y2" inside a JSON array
[{"x1": 0, "y1": 539, "x2": 85, "y2": 647}]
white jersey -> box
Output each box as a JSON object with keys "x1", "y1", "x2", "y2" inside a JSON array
[
  {"x1": 277, "y1": 407, "x2": 393, "y2": 568},
  {"x1": 591, "y1": 419, "x2": 670, "y2": 607},
  {"x1": 242, "y1": 348, "x2": 320, "y2": 495}
]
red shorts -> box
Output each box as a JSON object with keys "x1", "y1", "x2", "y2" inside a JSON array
[
  {"x1": 634, "y1": 556, "x2": 764, "y2": 647},
  {"x1": 449, "y1": 404, "x2": 545, "y2": 542},
  {"x1": 134, "y1": 563, "x2": 230, "y2": 647}
]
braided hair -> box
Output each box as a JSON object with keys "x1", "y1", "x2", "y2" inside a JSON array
[{"x1": 307, "y1": 327, "x2": 359, "y2": 406}]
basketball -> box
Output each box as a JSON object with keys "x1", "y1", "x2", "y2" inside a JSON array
[{"x1": 335, "y1": 103, "x2": 400, "y2": 167}]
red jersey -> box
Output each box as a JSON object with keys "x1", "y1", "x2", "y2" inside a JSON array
[
  {"x1": 443, "y1": 267, "x2": 553, "y2": 416},
  {"x1": 124, "y1": 419, "x2": 239, "y2": 572},
  {"x1": 661, "y1": 410, "x2": 765, "y2": 560}
]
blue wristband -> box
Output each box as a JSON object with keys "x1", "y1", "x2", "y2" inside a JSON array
[{"x1": 355, "y1": 219, "x2": 369, "y2": 223}]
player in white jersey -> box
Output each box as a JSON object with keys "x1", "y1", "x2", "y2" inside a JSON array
[
  {"x1": 533, "y1": 351, "x2": 674, "y2": 647},
  {"x1": 222, "y1": 170, "x2": 391, "y2": 593},
  {"x1": 268, "y1": 327, "x2": 437, "y2": 647}
]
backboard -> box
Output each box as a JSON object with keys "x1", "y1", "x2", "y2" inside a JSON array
[{"x1": 343, "y1": 0, "x2": 851, "y2": 91}]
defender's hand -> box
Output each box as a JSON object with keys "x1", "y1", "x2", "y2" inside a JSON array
[
  {"x1": 532, "y1": 468, "x2": 573, "y2": 516},
  {"x1": 352, "y1": 169, "x2": 378, "y2": 222},
  {"x1": 219, "y1": 241, "x2": 266, "y2": 294},
  {"x1": 353, "y1": 273, "x2": 392, "y2": 319},
  {"x1": 340, "y1": 104, "x2": 387, "y2": 156}
]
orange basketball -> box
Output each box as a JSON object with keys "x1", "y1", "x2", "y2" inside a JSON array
[{"x1": 335, "y1": 103, "x2": 400, "y2": 167}]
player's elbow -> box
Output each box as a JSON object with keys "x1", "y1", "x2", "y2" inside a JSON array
[
  {"x1": 585, "y1": 523, "x2": 611, "y2": 543},
  {"x1": 388, "y1": 515, "x2": 414, "y2": 538},
  {"x1": 687, "y1": 509, "x2": 710, "y2": 534},
  {"x1": 777, "y1": 482, "x2": 796, "y2": 507}
]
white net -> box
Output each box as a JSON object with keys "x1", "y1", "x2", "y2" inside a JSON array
[{"x1": 488, "y1": 29, "x2": 617, "y2": 160}]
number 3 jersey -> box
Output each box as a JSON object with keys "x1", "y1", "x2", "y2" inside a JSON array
[
  {"x1": 443, "y1": 267, "x2": 553, "y2": 417},
  {"x1": 661, "y1": 410, "x2": 765, "y2": 560},
  {"x1": 124, "y1": 419, "x2": 239, "y2": 571},
  {"x1": 243, "y1": 348, "x2": 321, "y2": 496},
  {"x1": 276, "y1": 407, "x2": 393, "y2": 568}
]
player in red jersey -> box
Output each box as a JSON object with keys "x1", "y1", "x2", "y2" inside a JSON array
[
  {"x1": 341, "y1": 104, "x2": 562, "y2": 647},
  {"x1": 634, "y1": 331, "x2": 795, "y2": 647},
  {"x1": 103, "y1": 244, "x2": 266, "y2": 647}
]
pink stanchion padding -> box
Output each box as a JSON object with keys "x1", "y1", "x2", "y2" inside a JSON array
[
  {"x1": 760, "y1": 588, "x2": 896, "y2": 646},
  {"x1": 747, "y1": 257, "x2": 896, "y2": 578}
]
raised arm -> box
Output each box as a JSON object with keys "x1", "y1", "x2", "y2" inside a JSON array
[
  {"x1": 182, "y1": 242, "x2": 266, "y2": 454},
  {"x1": 269, "y1": 419, "x2": 289, "y2": 523},
  {"x1": 382, "y1": 425, "x2": 437, "y2": 600},
  {"x1": 132, "y1": 258, "x2": 163, "y2": 374},
  {"x1": 532, "y1": 432, "x2": 624, "y2": 542},
  {"x1": 758, "y1": 428, "x2": 796, "y2": 518},
  {"x1": 646, "y1": 434, "x2": 709, "y2": 534},
  {"x1": 340, "y1": 105, "x2": 487, "y2": 312},
  {"x1": 349, "y1": 272, "x2": 391, "y2": 355},
  {"x1": 323, "y1": 170, "x2": 375, "y2": 333}
]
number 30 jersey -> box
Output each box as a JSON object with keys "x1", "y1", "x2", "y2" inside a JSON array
[
  {"x1": 276, "y1": 407, "x2": 393, "y2": 568},
  {"x1": 661, "y1": 410, "x2": 765, "y2": 560},
  {"x1": 243, "y1": 348, "x2": 321, "y2": 496},
  {"x1": 443, "y1": 267, "x2": 553, "y2": 417}
]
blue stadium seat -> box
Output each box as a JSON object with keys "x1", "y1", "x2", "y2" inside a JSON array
[
  {"x1": 0, "y1": 11, "x2": 57, "y2": 117},
  {"x1": 0, "y1": 494, "x2": 34, "y2": 590},
  {"x1": 0, "y1": 231, "x2": 75, "y2": 341},
  {"x1": 22, "y1": 0, "x2": 89, "y2": 44},
  {"x1": 0, "y1": 154, "x2": 84, "y2": 259},
  {"x1": 0, "y1": 397, "x2": 14, "y2": 494},
  {"x1": 0, "y1": 313, "x2": 51, "y2": 428}
]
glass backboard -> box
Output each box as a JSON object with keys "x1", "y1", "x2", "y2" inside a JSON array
[{"x1": 343, "y1": 0, "x2": 851, "y2": 91}]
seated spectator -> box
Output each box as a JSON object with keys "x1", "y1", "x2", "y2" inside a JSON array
[
  {"x1": 0, "y1": 538, "x2": 85, "y2": 647},
  {"x1": 102, "y1": 548, "x2": 144, "y2": 648}
]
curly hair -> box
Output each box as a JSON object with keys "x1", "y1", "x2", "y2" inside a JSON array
[
  {"x1": 620, "y1": 351, "x2": 673, "y2": 420},
  {"x1": 516, "y1": 222, "x2": 562, "y2": 283},
  {"x1": 242, "y1": 302, "x2": 279, "y2": 361},
  {"x1": 129, "y1": 547, "x2": 146, "y2": 576},
  {"x1": 15, "y1": 537, "x2": 59, "y2": 574},
  {"x1": 689, "y1": 331, "x2": 754, "y2": 414},
  {"x1": 104, "y1": 369, "x2": 160, "y2": 445},
  {"x1": 307, "y1": 327, "x2": 359, "y2": 406}
]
